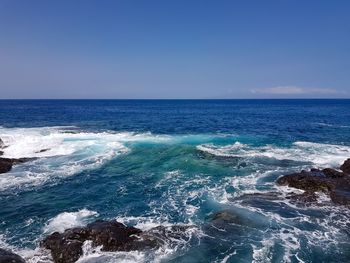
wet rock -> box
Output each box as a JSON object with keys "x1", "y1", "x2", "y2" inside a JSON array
[
  {"x1": 330, "y1": 190, "x2": 350, "y2": 205},
  {"x1": 235, "y1": 192, "x2": 282, "y2": 202},
  {"x1": 42, "y1": 220, "x2": 194, "y2": 263},
  {"x1": 340, "y1": 158, "x2": 350, "y2": 174},
  {"x1": 0, "y1": 158, "x2": 12, "y2": 174},
  {"x1": 0, "y1": 248, "x2": 25, "y2": 263},
  {"x1": 0, "y1": 138, "x2": 4, "y2": 148},
  {"x1": 286, "y1": 191, "x2": 318, "y2": 204},
  {"x1": 233, "y1": 192, "x2": 288, "y2": 211},
  {"x1": 277, "y1": 159, "x2": 350, "y2": 205},
  {"x1": 211, "y1": 211, "x2": 243, "y2": 224},
  {"x1": 0, "y1": 157, "x2": 35, "y2": 174},
  {"x1": 322, "y1": 168, "x2": 345, "y2": 178},
  {"x1": 197, "y1": 151, "x2": 242, "y2": 168},
  {"x1": 35, "y1": 148, "x2": 50, "y2": 153},
  {"x1": 276, "y1": 170, "x2": 334, "y2": 192}
]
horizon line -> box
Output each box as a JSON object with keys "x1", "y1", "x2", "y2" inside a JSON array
[{"x1": 0, "y1": 98, "x2": 350, "y2": 100}]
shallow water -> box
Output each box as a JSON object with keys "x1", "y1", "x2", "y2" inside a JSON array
[{"x1": 0, "y1": 99, "x2": 350, "y2": 262}]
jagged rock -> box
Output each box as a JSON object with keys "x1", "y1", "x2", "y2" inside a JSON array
[
  {"x1": 42, "y1": 220, "x2": 194, "y2": 263},
  {"x1": 285, "y1": 191, "x2": 318, "y2": 203},
  {"x1": 277, "y1": 159, "x2": 350, "y2": 205},
  {"x1": 0, "y1": 157, "x2": 35, "y2": 174},
  {"x1": 340, "y1": 158, "x2": 350, "y2": 174},
  {"x1": 322, "y1": 168, "x2": 345, "y2": 178},
  {"x1": 276, "y1": 170, "x2": 334, "y2": 192},
  {"x1": 0, "y1": 248, "x2": 25, "y2": 263}
]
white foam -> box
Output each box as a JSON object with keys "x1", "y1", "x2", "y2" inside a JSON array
[
  {"x1": 115, "y1": 215, "x2": 169, "y2": 231},
  {"x1": 43, "y1": 209, "x2": 99, "y2": 234},
  {"x1": 0, "y1": 127, "x2": 233, "y2": 191},
  {"x1": 197, "y1": 141, "x2": 350, "y2": 168},
  {"x1": 0, "y1": 127, "x2": 130, "y2": 159},
  {"x1": 1, "y1": 126, "x2": 196, "y2": 191},
  {"x1": 252, "y1": 239, "x2": 274, "y2": 263}
]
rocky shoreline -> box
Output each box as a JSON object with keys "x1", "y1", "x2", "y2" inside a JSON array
[
  {"x1": 42, "y1": 220, "x2": 195, "y2": 263},
  {"x1": 1, "y1": 136, "x2": 349, "y2": 263},
  {"x1": 277, "y1": 158, "x2": 350, "y2": 205}
]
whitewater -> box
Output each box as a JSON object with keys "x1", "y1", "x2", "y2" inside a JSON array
[{"x1": 0, "y1": 99, "x2": 350, "y2": 263}]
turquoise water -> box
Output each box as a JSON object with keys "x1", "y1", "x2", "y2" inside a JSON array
[{"x1": 0, "y1": 100, "x2": 350, "y2": 262}]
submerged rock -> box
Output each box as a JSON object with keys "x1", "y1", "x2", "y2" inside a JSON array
[
  {"x1": 42, "y1": 220, "x2": 194, "y2": 263},
  {"x1": 0, "y1": 248, "x2": 25, "y2": 263},
  {"x1": 277, "y1": 158, "x2": 350, "y2": 205},
  {"x1": 0, "y1": 157, "x2": 35, "y2": 174},
  {"x1": 210, "y1": 210, "x2": 249, "y2": 226}
]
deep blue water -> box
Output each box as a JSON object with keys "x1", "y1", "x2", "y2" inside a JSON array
[{"x1": 0, "y1": 99, "x2": 350, "y2": 263}]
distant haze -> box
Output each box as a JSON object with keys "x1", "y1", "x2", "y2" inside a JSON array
[{"x1": 0, "y1": 0, "x2": 349, "y2": 99}]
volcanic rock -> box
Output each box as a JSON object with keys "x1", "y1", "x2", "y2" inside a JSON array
[
  {"x1": 340, "y1": 158, "x2": 350, "y2": 174},
  {"x1": 277, "y1": 159, "x2": 350, "y2": 205},
  {"x1": 42, "y1": 220, "x2": 194, "y2": 263},
  {"x1": 0, "y1": 248, "x2": 25, "y2": 263},
  {"x1": 0, "y1": 157, "x2": 35, "y2": 174}
]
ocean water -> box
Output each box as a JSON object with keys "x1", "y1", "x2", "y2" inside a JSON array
[{"x1": 0, "y1": 99, "x2": 350, "y2": 263}]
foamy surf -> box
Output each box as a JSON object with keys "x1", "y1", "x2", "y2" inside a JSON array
[
  {"x1": 1, "y1": 122, "x2": 350, "y2": 262},
  {"x1": 43, "y1": 209, "x2": 99, "y2": 234},
  {"x1": 197, "y1": 141, "x2": 350, "y2": 167},
  {"x1": 0, "y1": 127, "x2": 235, "y2": 192}
]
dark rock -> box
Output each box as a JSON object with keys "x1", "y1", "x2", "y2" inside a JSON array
[
  {"x1": 286, "y1": 191, "x2": 318, "y2": 203},
  {"x1": 322, "y1": 168, "x2": 345, "y2": 178},
  {"x1": 0, "y1": 151, "x2": 3, "y2": 156},
  {"x1": 277, "y1": 170, "x2": 334, "y2": 192},
  {"x1": 340, "y1": 158, "x2": 350, "y2": 174},
  {"x1": 206, "y1": 209, "x2": 271, "y2": 237},
  {"x1": 42, "y1": 220, "x2": 194, "y2": 263},
  {"x1": 0, "y1": 159, "x2": 12, "y2": 174},
  {"x1": 83, "y1": 220, "x2": 142, "y2": 251},
  {"x1": 35, "y1": 148, "x2": 50, "y2": 153},
  {"x1": 0, "y1": 138, "x2": 4, "y2": 148},
  {"x1": 277, "y1": 160, "x2": 350, "y2": 205},
  {"x1": 210, "y1": 210, "x2": 256, "y2": 228},
  {"x1": 0, "y1": 248, "x2": 25, "y2": 263},
  {"x1": 330, "y1": 190, "x2": 350, "y2": 205},
  {"x1": 0, "y1": 157, "x2": 35, "y2": 174},
  {"x1": 235, "y1": 192, "x2": 282, "y2": 202},
  {"x1": 233, "y1": 192, "x2": 289, "y2": 211},
  {"x1": 212, "y1": 211, "x2": 241, "y2": 223}
]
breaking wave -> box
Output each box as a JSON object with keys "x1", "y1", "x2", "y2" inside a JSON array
[{"x1": 197, "y1": 141, "x2": 350, "y2": 167}]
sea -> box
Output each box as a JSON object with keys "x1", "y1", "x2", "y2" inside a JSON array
[{"x1": 0, "y1": 99, "x2": 350, "y2": 263}]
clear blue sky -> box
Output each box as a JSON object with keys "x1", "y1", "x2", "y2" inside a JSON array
[{"x1": 0, "y1": 0, "x2": 349, "y2": 99}]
